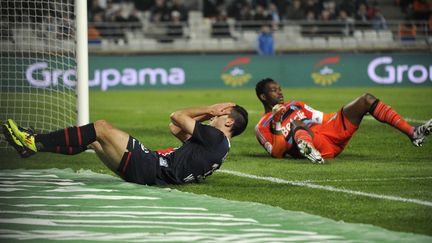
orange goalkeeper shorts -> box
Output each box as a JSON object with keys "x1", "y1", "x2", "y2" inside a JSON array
[{"x1": 311, "y1": 109, "x2": 359, "y2": 158}]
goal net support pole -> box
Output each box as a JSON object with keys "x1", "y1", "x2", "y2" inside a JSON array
[{"x1": 75, "y1": 0, "x2": 89, "y2": 126}]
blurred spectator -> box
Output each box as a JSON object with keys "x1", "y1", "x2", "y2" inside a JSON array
[
  {"x1": 303, "y1": 0, "x2": 322, "y2": 17},
  {"x1": 371, "y1": 9, "x2": 387, "y2": 31},
  {"x1": 171, "y1": 0, "x2": 189, "y2": 22},
  {"x1": 273, "y1": 0, "x2": 290, "y2": 17},
  {"x1": 228, "y1": 0, "x2": 250, "y2": 20},
  {"x1": 354, "y1": 0, "x2": 369, "y2": 10},
  {"x1": 150, "y1": 0, "x2": 170, "y2": 23},
  {"x1": 167, "y1": 10, "x2": 184, "y2": 40},
  {"x1": 269, "y1": 3, "x2": 281, "y2": 29},
  {"x1": 285, "y1": 0, "x2": 305, "y2": 20},
  {"x1": 322, "y1": 0, "x2": 337, "y2": 19},
  {"x1": 355, "y1": 3, "x2": 371, "y2": 29},
  {"x1": 125, "y1": 8, "x2": 143, "y2": 33},
  {"x1": 204, "y1": 0, "x2": 223, "y2": 18},
  {"x1": 337, "y1": 9, "x2": 354, "y2": 36},
  {"x1": 338, "y1": 0, "x2": 356, "y2": 16},
  {"x1": 367, "y1": 0, "x2": 379, "y2": 19},
  {"x1": 212, "y1": 9, "x2": 232, "y2": 38},
  {"x1": 88, "y1": 0, "x2": 105, "y2": 20},
  {"x1": 429, "y1": 14, "x2": 432, "y2": 33},
  {"x1": 88, "y1": 14, "x2": 102, "y2": 44},
  {"x1": 412, "y1": 0, "x2": 432, "y2": 20},
  {"x1": 301, "y1": 10, "x2": 318, "y2": 36},
  {"x1": 257, "y1": 25, "x2": 274, "y2": 55},
  {"x1": 254, "y1": 4, "x2": 271, "y2": 21},
  {"x1": 237, "y1": 3, "x2": 254, "y2": 21},
  {"x1": 104, "y1": 1, "x2": 118, "y2": 22},
  {"x1": 133, "y1": 0, "x2": 154, "y2": 11},
  {"x1": 397, "y1": 0, "x2": 412, "y2": 15},
  {"x1": 317, "y1": 9, "x2": 340, "y2": 36},
  {"x1": 399, "y1": 18, "x2": 417, "y2": 42},
  {"x1": 251, "y1": 4, "x2": 272, "y2": 30},
  {"x1": 253, "y1": 0, "x2": 270, "y2": 8}
]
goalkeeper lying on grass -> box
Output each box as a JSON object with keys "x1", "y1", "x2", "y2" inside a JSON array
[
  {"x1": 255, "y1": 78, "x2": 432, "y2": 164},
  {"x1": 3, "y1": 103, "x2": 248, "y2": 186}
]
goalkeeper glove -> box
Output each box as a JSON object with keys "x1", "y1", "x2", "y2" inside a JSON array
[{"x1": 272, "y1": 104, "x2": 286, "y2": 122}]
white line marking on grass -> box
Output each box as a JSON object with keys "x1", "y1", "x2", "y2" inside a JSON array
[
  {"x1": 302, "y1": 176, "x2": 432, "y2": 183},
  {"x1": 364, "y1": 116, "x2": 428, "y2": 124},
  {"x1": 44, "y1": 186, "x2": 116, "y2": 192},
  {"x1": 220, "y1": 170, "x2": 432, "y2": 207},
  {"x1": 0, "y1": 188, "x2": 25, "y2": 192},
  {"x1": 3, "y1": 204, "x2": 208, "y2": 211},
  {"x1": 0, "y1": 180, "x2": 84, "y2": 186},
  {"x1": 0, "y1": 194, "x2": 159, "y2": 200}
]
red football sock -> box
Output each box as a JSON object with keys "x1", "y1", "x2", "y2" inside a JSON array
[
  {"x1": 371, "y1": 101, "x2": 414, "y2": 136},
  {"x1": 294, "y1": 129, "x2": 313, "y2": 144},
  {"x1": 41, "y1": 146, "x2": 88, "y2": 155}
]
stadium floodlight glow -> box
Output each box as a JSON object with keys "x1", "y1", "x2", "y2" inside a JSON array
[{"x1": 0, "y1": 0, "x2": 89, "y2": 148}]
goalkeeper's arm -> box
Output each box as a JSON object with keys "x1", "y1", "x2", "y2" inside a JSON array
[{"x1": 270, "y1": 104, "x2": 287, "y2": 158}]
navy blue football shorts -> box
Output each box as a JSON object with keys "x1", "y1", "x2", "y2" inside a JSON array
[{"x1": 117, "y1": 136, "x2": 164, "y2": 185}]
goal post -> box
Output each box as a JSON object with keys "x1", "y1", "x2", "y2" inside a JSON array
[
  {"x1": 76, "y1": 0, "x2": 89, "y2": 126},
  {"x1": 0, "y1": 0, "x2": 89, "y2": 148}
]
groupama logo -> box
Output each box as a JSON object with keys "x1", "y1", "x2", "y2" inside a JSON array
[
  {"x1": 311, "y1": 56, "x2": 341, "y2": 86},
  {"x1": 25, "y1": 62, "x2": 185, "y2": 91},
  {"x1": 220, "y1": 57, "x2": 252, "y2": 87},
  {"x1": 368, "y1": 56, "x2": 432, "y2": 84}
]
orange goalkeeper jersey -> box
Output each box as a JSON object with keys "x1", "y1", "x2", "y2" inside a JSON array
[{"x1": 255, "y1": 100, "x2": 334, "y2": 158}]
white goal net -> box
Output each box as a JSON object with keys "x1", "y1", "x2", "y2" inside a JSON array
[{"x1": 0, "y1": 0, "x2": 78, "y2": 149}]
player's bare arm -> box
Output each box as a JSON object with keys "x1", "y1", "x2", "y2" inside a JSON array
[{"x1": 170, "y1": 103, "x2": 235, "y2": 140}]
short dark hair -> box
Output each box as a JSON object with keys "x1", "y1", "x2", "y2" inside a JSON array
[
  {"x1": 255, "y1": 78, "x2": 275, "y2": 102},
  {"x1": 229, "y1": 105, "x2": 248, "y2": 137}
]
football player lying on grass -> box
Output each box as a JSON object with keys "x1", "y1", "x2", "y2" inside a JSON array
[
  {"x1": 3, "y1": 103, "x2": 248, "y2": 185},
  {"x1": 255, "y1": 78, "x2": 432, "y2": 164}
]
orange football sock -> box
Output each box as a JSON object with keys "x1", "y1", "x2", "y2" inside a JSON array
[
  {"x1": 371, "y1": 101, "x2": 414, "y2": 136},
  {"x1": 294, "y1": 129, "x2": 313, "y2": 144}
]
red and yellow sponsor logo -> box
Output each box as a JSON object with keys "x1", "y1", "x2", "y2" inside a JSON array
[
  {"x1": 311, "y1": 56, "x2": 341, "y2": 86},
  {"x1": 221, "y1": 57, "x2": 253, "y2": 87}
]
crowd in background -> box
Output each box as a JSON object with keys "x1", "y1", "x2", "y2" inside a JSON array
[{"x1": 88, "y1": 0, "x2": 431, "y2": 25}]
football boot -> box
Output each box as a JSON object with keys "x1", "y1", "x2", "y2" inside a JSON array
[
  {"x1": 411, "y1": 119, "x2": 432, "y2": 147},
  {"x1": 7, "y1": 119, "x2": 38, "y2": 153},
  {"x1": 297, "y1": 139, "x2": 324, "y2": 164}
]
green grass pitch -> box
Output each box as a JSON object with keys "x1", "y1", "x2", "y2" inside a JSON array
[{"x1": 1, "y1": 87, "x2": 431, "y2": 236}]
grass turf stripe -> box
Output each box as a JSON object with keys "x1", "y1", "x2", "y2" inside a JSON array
[{"x1": 220, "y1": 169, "x2": 432, "y2": 207}]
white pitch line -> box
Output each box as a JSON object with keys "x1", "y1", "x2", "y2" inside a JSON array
[
  {"x1": 364, "y1": 116, "x2": 428, "y2": 124},
  {"x1": 220, "y1": 170, "x2": 432, "y2": 207},
  {"x1": 301, "y1": 176, "x2": 432, "y2": 183},
  {"x1": 0, "y1": 194, "x2": 159, "y2": 200}
]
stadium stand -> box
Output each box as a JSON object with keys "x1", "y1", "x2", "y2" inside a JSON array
[{"x1": 3, "y1": 0, "x2": 431, "y2": 53}]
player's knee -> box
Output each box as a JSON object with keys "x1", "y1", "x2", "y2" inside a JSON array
[
  {"x1": 94, "y1": 120, "x2": 113, "y2": 138},
  {"x1": 360, "y1": 93, "x2": 377, "y2": 108}
]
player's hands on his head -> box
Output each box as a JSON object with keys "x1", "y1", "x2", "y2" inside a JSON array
[
  {"x1": 272, "y1": 104, "x2": 286, "y2": 122},
  {"x1": 210, "y1": 103, "x2": 236, "y2": 117}
]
